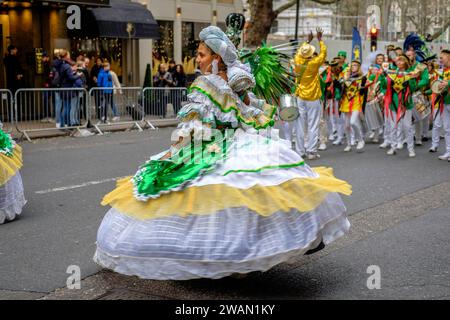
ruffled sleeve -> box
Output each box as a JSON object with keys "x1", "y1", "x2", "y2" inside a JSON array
[{"x1": 187, "y1": 75, "x2": 276, "y2": 130}]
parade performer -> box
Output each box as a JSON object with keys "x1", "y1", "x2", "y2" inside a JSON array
[
  {"x1": 332, "y1": 57, "x2": 347, "y2": 146},
  {"x1": 381, "y1": 54, "x2": 418, "y2": 157},
  {"x1": 292, "y1": 28, "x2": 327, "y2": 159},
  {"x1": 318, "y1": 60, "x2": 329, "y2": 151},
  {"x1": 322, "y1": 60, "x2": 343, "y2": 145},
  {"x1": 404, "y1": 34, "x2": 431, "y2": 146},
  {"x1": 434, "y1": 49, "x2": 450, "y2": 161},
  {"x1": 0, "y1": 125, "x2": 26, "y2": 224},
  {"x1": 93, "y1": 26, "x2": 352, "y2": 280},
  {"x1": 339, "y1": 60, "x2": 366, "y2": 152},
  {"x1": 364, "y1": 54, "x2": 386, "y2": 144},
  {"x1": 378, "y1": 53, "x2": 396, "y2": 148},
  {"x1": 336, "y1": 51, "x2": 349, "y2": 73},
  {"x1": 425, "y1": 59, "x2": 442, "y2": 153}
]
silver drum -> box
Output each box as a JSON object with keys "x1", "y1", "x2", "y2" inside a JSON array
[
  {"x1": 364, "y1": 100, "x2": 383, "y2": 131},
  {"x1": 279, "y1": 94, "x2": 299, "y2": 121},
  {"x1": 411, "y1": 92, "x2": 431, "y2": 122}
]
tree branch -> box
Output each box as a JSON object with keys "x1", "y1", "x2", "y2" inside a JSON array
[
  {"x1": 274, "y1": 0, "x2": 297, "y2": 16},
  {"x1": 431, "y1": 19, "x2": 450, "y2": 40},
  {"x1": 407, "y1": 15, "x2": 417, "y2": 27},
  {"x1": 274, "y1": 0, "x2": 338, "y2": 16}
]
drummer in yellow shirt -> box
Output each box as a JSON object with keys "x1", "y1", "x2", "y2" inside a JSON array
[
  {"x1": 293, "y1": 27, "x2": 327, "y2": 160},
  {"x1": 339, "y1": 60, "x2": 366, "y2": 152}
]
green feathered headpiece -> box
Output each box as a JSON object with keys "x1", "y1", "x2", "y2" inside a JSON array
[{"x1": 239, "y1": 43, "x2": 295, "y2": 105}]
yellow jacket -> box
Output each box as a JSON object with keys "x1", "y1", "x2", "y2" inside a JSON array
[{"x1": 294, "y1": 41, "x2": 327, "y2": 101}]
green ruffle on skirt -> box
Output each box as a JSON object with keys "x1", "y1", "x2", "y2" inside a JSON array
[
  {"x1": 0, "y1": 129, "x2": 14, "y2": 157},
  {"x1": 132, "y1": 135, "x2": 230, "y2": 200}
]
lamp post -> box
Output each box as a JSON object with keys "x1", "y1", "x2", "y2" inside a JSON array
[{"x1": 294, "y1": 0, "x2": 300, "y2": 40}]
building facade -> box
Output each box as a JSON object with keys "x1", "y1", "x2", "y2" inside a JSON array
[
  {"x1": 145, "y1": 0, "x2": 244, "y2": 81},
  {"x1": 0, "y1": 0, "x2": 160, "y2": 88},
  {"x1": 1, "y1": 0, "x2": 245, "y2": 89}
]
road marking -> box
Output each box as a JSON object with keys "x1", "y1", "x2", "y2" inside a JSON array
[{"x1": 35, "y1": 176, "x2": 128, "y2": 194}]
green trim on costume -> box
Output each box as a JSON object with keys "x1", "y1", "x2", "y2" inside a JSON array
[
  {"x1": 223, "y1": 160, "x2": 305, "y2": 176},
  {"x1": 132, "y1": 135, "x2": 230, "y2": 200},
  {"x1": 0, "y1": 129, "x2": 14, "y2": 157},
  {"x1": 189, "y1": 86, "x2": 276, "y2": 130}
]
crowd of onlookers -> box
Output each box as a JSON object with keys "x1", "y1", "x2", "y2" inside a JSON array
[
  {"x1": 3, "y1": 45, "x2": 190, "y2": 127},
  {"x1": 44, "y1": 50, "x2": 124, "y2": 126},
  {"x1": 152, "y1": 60, "x2": 188, "y2": 117}
]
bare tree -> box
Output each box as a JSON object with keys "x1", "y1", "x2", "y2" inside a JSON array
[
  {"x1": 244, "y1": 0, "x2": 338, "y2": 47},
  {"x1": 243, "y1": 0, "x2": 449, "y2": 46},
  {"x1": 399, "y1": 0, "x2": 450, "y2": 40}
]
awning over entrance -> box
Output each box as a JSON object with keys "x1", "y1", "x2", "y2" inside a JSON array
[
  {"x1": 38, "y1": 0, "x2": 110, "y2": 6},
  {"x1": 71, "y1": 0, "x2": 159, "y2": 39}
]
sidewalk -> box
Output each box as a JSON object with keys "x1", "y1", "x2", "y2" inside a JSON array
[{"x1": 7, "y1": 117, "x2": 179, "y2": 140}]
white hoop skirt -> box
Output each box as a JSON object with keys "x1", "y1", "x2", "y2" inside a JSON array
[
  {"x1": 94, "y1": 129, "x2": 352, "y2": 280},
  {"x1": 0, "y1": 172, "x2": 26, "y2": 224}
]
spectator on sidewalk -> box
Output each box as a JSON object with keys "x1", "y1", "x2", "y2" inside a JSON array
[
  {"x1": 90, "y1": 57, "x2": 104, "y2": 120},
  {"x1": 97, "y1": 62, "x2": 114, "y2": 123},
  {"x1": 109, "y1": 68, "x2": 122, "y2": 121},
  {"x1": 153, "y1": 63, "x2": 173, "y2": 118},
  {"x1": 168, "y1": 60, "x2": 176, "y2": 74},
  {"x1": 50, "y1": 54, "x2": 63, "y2": 127},
  {"x1": 3, "y1": 45, "x2": 24, "y2": 94},
  {"x1": 172, "y1": 64, "x2": 187, "y2": 114},
  {"x1": 54, "y1": 49, "x2": 80, "y2": 127},
  {"x1": 70, "y1": 61, "x2": 87, "y2": 126},
  {"x1": 167, "y1": 60, "x2": 178, "y2": 116},
  {"x1": 41, "y1": 52, "x2": 54, "y2": 122},
  {"x1": 84, "y1": 57, "x2": 91, "y2": 80}
]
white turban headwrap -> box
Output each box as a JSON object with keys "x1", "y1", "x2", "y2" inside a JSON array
[{"x1": 199, "y1": 26, "x2": 255, "y2": 92}]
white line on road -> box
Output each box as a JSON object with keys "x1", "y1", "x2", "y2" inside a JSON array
[{"x1": 35, "y1": 176, "x2": 128, "y2": 194}]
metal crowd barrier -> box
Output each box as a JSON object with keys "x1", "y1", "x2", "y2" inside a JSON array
[
  {"x1": 6, "y1": 86, "x2": 187, "y2": 141},
  {"x1": 0, "y1": 89, "x2": 14, "y2": 133},
  {"x1": 88, "y1": 87, "x2": 155, "y2": 134},
  {"x1": 142, "y1": 87, "x2": 188, "y2": 122},
  {"x1": 14, "y1": 88, "x2": 89, "y2": 141}
]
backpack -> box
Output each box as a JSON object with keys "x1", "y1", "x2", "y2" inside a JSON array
[{"x1": 50, "y1": 66, "x2": 61, "y2": 87}]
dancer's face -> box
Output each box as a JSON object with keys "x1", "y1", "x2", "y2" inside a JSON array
[
  {"x1": 406, "y1": 50, "x2": 416, "y2": 62},
  {"x1": 331, "y1": 66, "x2": 341, "y2": 75},
  {"x1": 396, "y1": 57, "x2": 407, "y2": 70},
  {"x1": 375, "y1": 55, "x2": 384, "y2": 65},
  {"x1": 196, "y1": 43, "x2": 219, "y2": 75},
  {"x1": 440, "y1": 52, "x2": 450, "y2": 68},
  {"x1": 351, "y1": 62, "x2": 360, "y2": 74}
]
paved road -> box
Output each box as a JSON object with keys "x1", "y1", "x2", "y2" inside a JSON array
[{"x1": 0, "y1": 128, "x2": 449, "y2": 299}]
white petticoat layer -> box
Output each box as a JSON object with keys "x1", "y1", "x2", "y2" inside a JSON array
[
  {"x1": 94, "y1": 192, "x2": 349, "y2": 280},
  {"x1": 0, "y1": 172, "x2": 26, "y2": 224}
]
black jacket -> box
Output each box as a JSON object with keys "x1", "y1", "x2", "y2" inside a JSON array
[
  {"x1": 90, "y1": 64, "x2": 103, "y2": 88},
  {"x1": 173, "y1": 72, "x2": 187, "y2": 87},
  {"x1": 3, "y1": 54, "x2": 23, "y2": 91}
]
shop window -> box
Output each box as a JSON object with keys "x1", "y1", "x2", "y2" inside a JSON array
[
  {"x1": 153, "y1": 20, "x2": 174, "y2": 75},
  {"x1": 71, "y1": 37, "x2": 123, "y2": 81},
  {"x1": 181, "y1": 21, "x2": 197, "y2": 75}
]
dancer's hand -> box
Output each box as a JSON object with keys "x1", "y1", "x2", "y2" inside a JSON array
[
  {"x1": 307, "y1": 31, "x2": 314, "y2": 43},
  {"x1": 316, "y1": 27, "x2": 324, "y2": 41}
]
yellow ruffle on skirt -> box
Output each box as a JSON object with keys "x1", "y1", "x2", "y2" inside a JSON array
[
  {"x1": 101, "y1": 167, "x2": 352, "y2": 220},
  {"x1": 0, "y1": 144, "x2": 23, "y2": 186}
]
